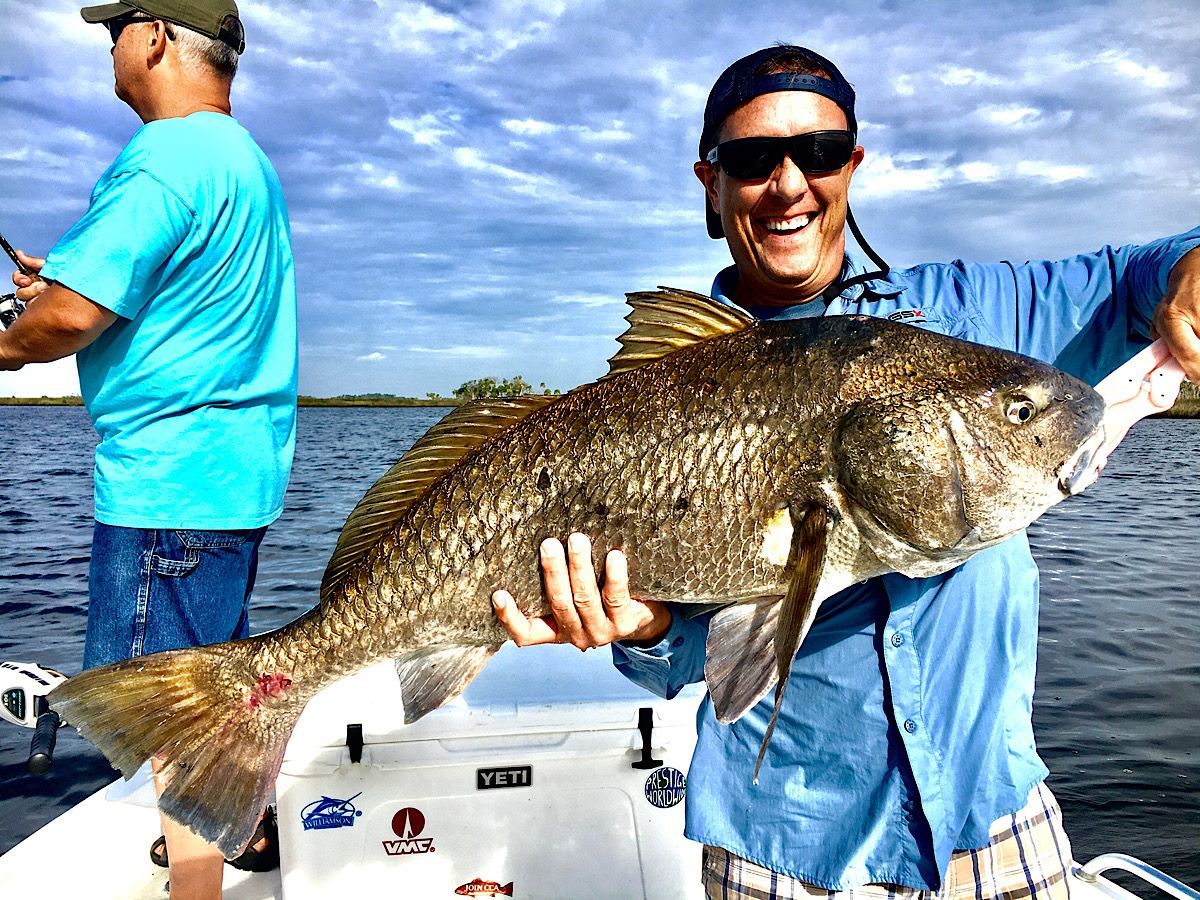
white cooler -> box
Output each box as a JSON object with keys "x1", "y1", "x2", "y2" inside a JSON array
[{"x1": 276, "y1": 643, "x2": 706, "y2": 899}]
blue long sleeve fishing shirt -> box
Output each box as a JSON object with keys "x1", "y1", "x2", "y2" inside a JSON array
[{"x1": 612, "y1": 228, "x2": 1200, "y2": 890}]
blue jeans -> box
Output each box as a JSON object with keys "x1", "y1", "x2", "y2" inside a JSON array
[{"x1": 83, "y1": 523, "x2": 267, "y2": 670}]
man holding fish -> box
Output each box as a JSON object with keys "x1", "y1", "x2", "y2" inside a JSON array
[{"x1": 495, "y1": 45, "x2": 1200, "y2": 899}]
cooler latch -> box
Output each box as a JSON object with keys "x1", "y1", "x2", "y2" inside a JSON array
[
  {"x1": 630, "y1": 707, "x2": 663, "y2": 770},
  {"x1": 346, "y1": 723, "x2": 364, "y2": 764}
]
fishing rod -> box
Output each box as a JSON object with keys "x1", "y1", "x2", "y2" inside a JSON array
[
  {"x1": 0, "y1": 231, "x2": 43, "y2": 331},
  {"x1": 0, "y1": 661, "x2": 68, "y2": 774}
]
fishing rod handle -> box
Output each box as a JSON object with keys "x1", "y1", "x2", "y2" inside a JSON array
[
  {"x1": 0, "y1": 232, "x2": 39, "y2": 278},
  {"x1": 28, "y1": 710, "x2": 60, "y2": 775}
]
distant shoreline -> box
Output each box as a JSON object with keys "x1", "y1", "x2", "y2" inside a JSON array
[
  {"x1": 3, "y1": 395, "x2": 1198, "y2": 416},
  {"x1": 0, "y1": 396, "x2": 461, "y2": 408}
]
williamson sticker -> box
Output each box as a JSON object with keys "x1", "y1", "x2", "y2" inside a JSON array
[{"x1": 300, "y1": 792, "x2": 363, "y2": 831}]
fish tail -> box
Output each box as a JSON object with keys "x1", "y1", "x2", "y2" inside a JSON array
[{"x1": 50, "y1": 640, "x2": 310, "y2": 858}]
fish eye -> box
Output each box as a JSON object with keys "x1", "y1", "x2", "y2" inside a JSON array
[{"x1": 1006, "y1": 397, "x2": 1037, "y2": 425}]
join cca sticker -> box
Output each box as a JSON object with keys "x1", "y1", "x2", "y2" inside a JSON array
[{"x1": 644, "y1": 766, "x2": 686, "y2": 808}]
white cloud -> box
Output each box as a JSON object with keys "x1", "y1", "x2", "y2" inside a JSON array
[
  {"x1": 503, "y1": 118, "x2": 561, "y2": 136},
  {"x1": 625, "y1": 205, "x2": 701, "y2": 227},
  {"x1": 1096, "y1": 49, "x2": 1181, "y2": 90},
  {"x1": 289, "y1": 221, "x2": 345, "y2": 236},
  {"x1": 407, "y1": 345, "x2": 505, "y2": 359},
  {"x1": 502, "y1": 119, "x2": 633, "y2": 143},
  {"x1": 389, "y1": 113, "x2": 459, "y2": 146},
  {"x1": 577, "y1": 124, "x2": 633, "y2": 143},
  {"x1": 357, "y1": 352, "x2": 387, "y2": 362},
  {"x1": 356, "y1": 162, "x2": 410, "y2": 193},
  {"x1": 977, "y1": 104, "x2": 1043, "y2": 127},
  {"x1": 387, "y1": 1, "x2": 466, "y2": 52},
  {"x1": 239, "y1": 3, "x2": 316, "y2": 43},
  {"x1": 551, "y1": 292, "x2": 624, "y2": 308},
  {"x1": 1015, "y1": 161, "x2": 1093, "y2": 184},
  {"x1": 959, "y1": 161, "x2": 1003, "y2": 183},
  {"x1": 29, "y1": 7, "x2": 102, "y2": 45},
  {"x1": 450, "y1": 147, "x2": 557, "y2": 194},
  {"x1": 644, "y1": 63, "x2": 709, "y2": 120},
  {"x1": 938, "y1": 65, "x2": 1001, "y2": 87},
  {"x1": 288, "y1": 57, "x2": 335, "y2": 72},
  {"x1": 854, "y1": 154, "x2": 951, "y2": 197},
  {"x1": 1140, "y1": 100, "x2": 1194, "y2": 119}
]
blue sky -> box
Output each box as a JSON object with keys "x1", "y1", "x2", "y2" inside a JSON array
[{"x1": 0, "y1": 0, "x2": 1197, "y2": 397}]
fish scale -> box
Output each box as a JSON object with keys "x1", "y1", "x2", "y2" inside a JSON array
[{"x1": 49, "y1": 290, "x2": 1106, "y2": 857}]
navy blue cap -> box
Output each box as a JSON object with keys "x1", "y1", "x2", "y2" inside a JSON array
[{"x1": 700, "y1": 46, "x2": 857, "y2": 239}]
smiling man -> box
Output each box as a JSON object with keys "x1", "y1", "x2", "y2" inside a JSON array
[
  {"x1": 494, "y1": 44, "x2": 1200, "y2": 899},
  {"x1": 694, "y1": 67, "x2": 864, "y2": 310},
  {"x1": 2, "y1": 3, "x2": 295, "y2": 898}
]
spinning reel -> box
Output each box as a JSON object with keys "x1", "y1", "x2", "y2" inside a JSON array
[
  {"x1": 0, "y1": 661, "x2": 68, "y2": 774},
  {"x1": 0, "y1": 231, "x2": 36, "y2": 331}
]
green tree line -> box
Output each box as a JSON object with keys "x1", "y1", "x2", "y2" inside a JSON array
[{"x1": 451, "y1": 376, "x2": 562, "y2": 401}]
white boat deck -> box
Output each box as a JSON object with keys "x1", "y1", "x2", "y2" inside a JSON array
[
  {"x1": 0, "y1": 772, "x2": 1151, "y2": 900},
  {"x1": 1, "y1": 649, "x2": 1188, "y2": 899},
  {"x1": 0, "y1": 773, "x2": 279, "y2": 899}
]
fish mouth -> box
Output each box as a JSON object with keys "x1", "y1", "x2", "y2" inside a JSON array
[{"x1": 1057, "y1": 426, "x2": 1107, "y2": 496}]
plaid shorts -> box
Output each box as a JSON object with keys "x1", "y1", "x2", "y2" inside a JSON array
[{"x1": 702, "y1": 782, "x2": 1073, "y2": 900}]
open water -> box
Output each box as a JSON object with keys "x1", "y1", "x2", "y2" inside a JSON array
[{"x1": 0, "y1": 407, "x2": 1196, "y2": 884}]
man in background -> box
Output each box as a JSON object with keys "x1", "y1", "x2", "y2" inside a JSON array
[
  {"x1": 2, "y1": 2, "x2": 297, "y2": 897},
  {"x1": 495, "y1": 45, "x2": 1200, "y2": 898}
]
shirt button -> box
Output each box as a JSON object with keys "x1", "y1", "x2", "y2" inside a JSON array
[
  {"x1": 903, "y1": 718, "x2": 918, "y2": 734},
  {"x1": 890, "y1": 632, "x2": 905, "y2": 647},
  {"x1": 671, "y1": 637, "x2": 684, "y2": 649}
]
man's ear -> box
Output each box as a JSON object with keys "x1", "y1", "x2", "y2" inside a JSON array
[
  {"x1": 146, "y1": 20, "x2": 171, "y2": 66},
  {"x1": 846, "y1": 145, "x2": 866, "y2": 179},
  {"x1": 694, "y1": 160, "x2": 720, "y2": 215}
]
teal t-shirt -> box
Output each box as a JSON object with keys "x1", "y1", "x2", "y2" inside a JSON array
[{"x1": 41, "y1": 112, "x2": 298, "y2": 529}]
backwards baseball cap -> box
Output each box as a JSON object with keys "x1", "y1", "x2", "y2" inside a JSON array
[
  {"x1": 80, "y1": 0, "x2": 245, "y2": 54},
  {"x1": 700, "y1": 45, "x2": 857, "y2": 239}
]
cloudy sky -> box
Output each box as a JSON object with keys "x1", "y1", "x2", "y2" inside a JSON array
[{"x1": 0, "y1": 0, "x2": 1196, "y2": 398}]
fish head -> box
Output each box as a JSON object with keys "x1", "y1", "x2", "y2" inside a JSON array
[{"x1": 835, "y1": 350, "x2": 1105, "y2": 564}]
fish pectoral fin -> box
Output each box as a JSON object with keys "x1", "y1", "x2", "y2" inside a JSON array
[
  {"x1": 754, "y1": 503, "x2": 831, "y2": 782},
  {"x1": 683, "y1": 601, "x2": 734, "y2": 620},
  {"x1": 703, "y1": 598, "x2": 783, "y2": 724},
  {"x1": 395, "y1": 644, "x2": 500, "y2": 724}
]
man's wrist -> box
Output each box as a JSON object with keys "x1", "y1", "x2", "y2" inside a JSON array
[
  {"x1": 623, "y1": 604, "x2": 674, "y2": 648},
  {"x1": 0, "y1": 335, "x2": 22, "y2": 370}
]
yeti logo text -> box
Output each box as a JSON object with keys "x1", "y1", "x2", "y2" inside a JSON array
[
  {"x1": 477, "y1": 765, "x2": 532, "y2": 790},
  {"x1": 382, "y1": 807, "x2": 436, "y2": 856}
]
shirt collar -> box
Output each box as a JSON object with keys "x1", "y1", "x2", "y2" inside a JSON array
[{"x1": 710, "y1": 250, "x2": 904, "y2": 317}]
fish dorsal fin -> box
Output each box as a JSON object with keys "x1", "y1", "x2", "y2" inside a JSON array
[
  {"x1": 603, "y1": 287, "x2": 755, "y2": 380},
  {"x1": 319, "y1": 395, "x2": 557, "y2": 602}
]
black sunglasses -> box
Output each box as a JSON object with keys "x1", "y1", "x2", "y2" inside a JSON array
[
  {"x1": 705, "y1": 130, "x2": 856, "y2": 180},
  {"x1": 107, "y1": 13, "x2": 174, "y2": 44}
]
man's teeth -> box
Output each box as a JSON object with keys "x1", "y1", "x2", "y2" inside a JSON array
[{"x1": 764, "y1": 214, "x2": 813, "y2": 234}]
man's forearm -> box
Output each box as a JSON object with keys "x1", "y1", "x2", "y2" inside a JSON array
[{"x1": 0, "y1": 284, "x2": 118, "y2": 369}]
